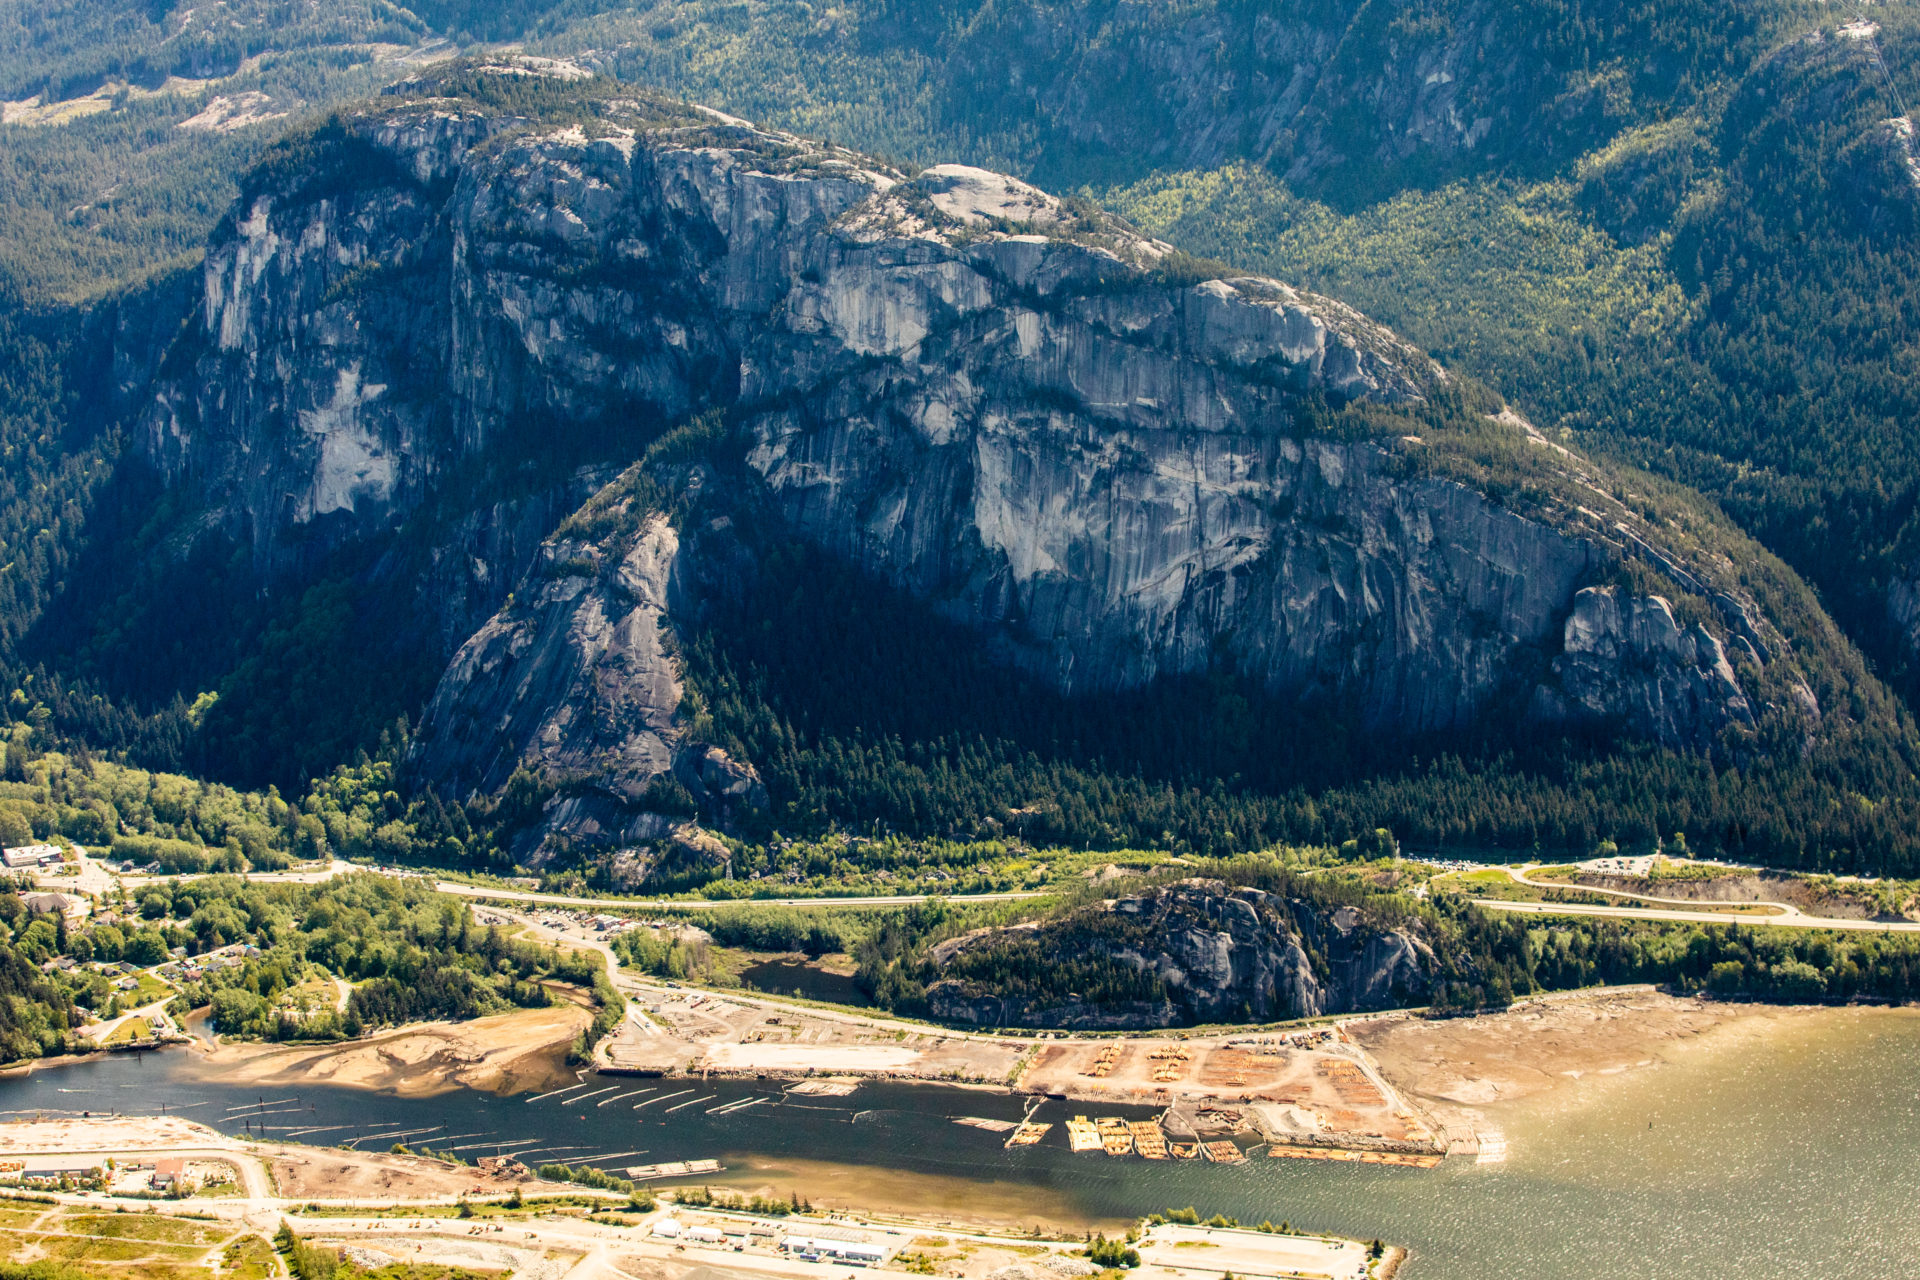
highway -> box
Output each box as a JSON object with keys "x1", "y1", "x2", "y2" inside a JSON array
[
  {"x1": 68, "y1": 847, "x2": 1920, "y2": 934},
  {"x1": 63, "y1": 854, "x2": 1047, "y2": 913},
  {"x1": 434, "y1": 881, "x2": 1046, "y2": 910}
]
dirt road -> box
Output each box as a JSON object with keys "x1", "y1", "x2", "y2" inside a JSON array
[{"x1": 1474, "y1": 866, "x2": 1920, "y2": 932}]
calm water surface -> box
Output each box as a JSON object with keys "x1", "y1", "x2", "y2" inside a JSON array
[
  {"x1": 737, "y1": 960, "x2": 871, "y2": 1006},
  {"x1": 5, "y1": 1006, "x2": 1916, "y2": 1279}
]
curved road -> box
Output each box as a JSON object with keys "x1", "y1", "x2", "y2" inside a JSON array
[{"x1": 1473, "y1": 864, "x2": 1920, "y2": 932}]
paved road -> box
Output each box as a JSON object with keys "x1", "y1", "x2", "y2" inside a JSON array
[
  {"x1": 86, "y1": 993, "x2": 179, "y2": 1045},
  {"x1": 437, "y1": 882, "x2": 1047, "y2": 910},
  {"x1": 45, "y1": 852, "x2": 1047, "y2": 915},
  {"x1": 1504, "y1": 864, "x2": 1797, "y2": 912},
  {"x1": 1477, "y1": 863, "x2": 1920, "y2": 932}
]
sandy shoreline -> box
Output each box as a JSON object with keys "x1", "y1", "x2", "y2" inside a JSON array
[
  {"x1": 1349, "y1": 988, "x2": 1839, "y2": 1151},
  {"x1": 190, "y1": 1002, "x2": 589, "y2": 1097}
]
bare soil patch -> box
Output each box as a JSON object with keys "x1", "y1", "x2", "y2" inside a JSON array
[
  {"x1": 198, "y1": 1003, "x2": 589, "y2": 1097},
  {"x1": 270, "y1": 1146, "x2": 534, "y2": 1201}
]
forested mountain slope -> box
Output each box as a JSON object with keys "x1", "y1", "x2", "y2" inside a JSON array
[
  {"x1": 1, "y1": 4, "x2": 1920, "y2": 880},
  {"x1": 29, "y1": 61, "x2": 1912, "y2": 879}
]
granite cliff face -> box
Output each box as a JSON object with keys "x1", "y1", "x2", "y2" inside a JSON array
[
  {"x1": 924, "y1": 879, "x2": 1433, "y2": 1029},
  {"x1": 131, "y1": 63, "x2": 1802, "y2": 858}
]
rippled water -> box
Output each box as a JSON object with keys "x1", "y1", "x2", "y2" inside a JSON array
[{"x1": 5, "y1": 1006, "x2": 1917, "y2": 1279}]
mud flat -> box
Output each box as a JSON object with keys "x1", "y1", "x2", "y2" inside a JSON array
[
  {"x1": 193, "y1": 1003, "x2": 588, "y2": 1097},
  {"x1": 1347, "y1": 987, "x2": 1830, "y2": 1153}
]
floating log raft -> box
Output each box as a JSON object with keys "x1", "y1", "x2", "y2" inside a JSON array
[
  {"x1": 1066, "y1": 1117, "x2": 1102, "y2": 1153},
  {"x1": 1130, "y1": 1121, "x2": 1168, "y2": 1159},
  {"x1": 1005, "y1": 1122, "x2": 1053, "y2": 1149},
  {"x1": 1267, "y1": 1145, "x2": 1444, "y2": 1168},
  {"x1": 626, "y1": 1158, "x2": 724, "y2": 1180}
]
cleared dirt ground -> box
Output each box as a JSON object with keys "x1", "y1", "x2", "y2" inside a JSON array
[
  {"x1": 1015, "y1": 1030, "x2": 1429, "y2": 1146},
  {"x1": 268, "y1": 1143, "x2": 537, "y2": 1200},
  {"x1": 610, "y1": 990, "x2": 1026, "y2": 1084}
]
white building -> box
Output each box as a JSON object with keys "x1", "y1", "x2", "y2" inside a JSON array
[
  {"x1": 781, "y1": 1229, "x2": 888, "y2": 1265},
  {"x1": 3, "y1": 844, "x2": 63, "y2": 869}
]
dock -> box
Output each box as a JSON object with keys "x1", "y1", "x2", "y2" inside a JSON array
[
  {"x1": 787, "y1": 1081, "x2": 858, "y2": 1097},
  {"x1": 1096, "y1": 1117, "x2": 1133, "y2": 1156},
  {"x1": 1200, "y1": 1140, "x2": 1246, "y2": 1164},
  {"x1": 954, "y1": 1117, "x2": 1018, "y2": 1132},
  {"x1": 1268, "y1": 1145, "x2": 1443, "y2": 1167}
]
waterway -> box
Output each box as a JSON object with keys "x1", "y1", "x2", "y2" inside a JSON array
[
  {"x1": 738, "y1": 959, "x2": 870, "y2": 1006},
  {"x1": 3, "y1": 1005, "x2": 1916, "y2": 1279}
]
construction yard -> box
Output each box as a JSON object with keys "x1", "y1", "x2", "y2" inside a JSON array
[{"x1": 1014, "y1": 1029, "x2": 1436, "y2": 1154}]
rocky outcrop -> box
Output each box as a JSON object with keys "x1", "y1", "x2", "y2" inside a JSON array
[
  {"x1": 1533, "y1": 587, "x2": 1756, "y2": 754},
  {"x1": 412, "y1": 492, "x2": 685, "y2": 831},
  {"x1": 925, "y1": 879, "x2": 1433, "y2": 1029},
  {"x1": 131, "y1": 63, "x2": 1790, "y2": 855}
]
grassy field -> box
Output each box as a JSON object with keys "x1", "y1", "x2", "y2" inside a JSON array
[
  {"x1": 220, "y1": 1234, "x2": 278, "y2": 1280},
  {"x1": 130, "y1": 974, "x2": 173, "y2": 1005},
  {"x1": 0, "y1": 1204, "x2": 236, "y2": 1279},
  {"x1": 101, "y1": 1016, "x2": 155, "y2": 1045}
]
